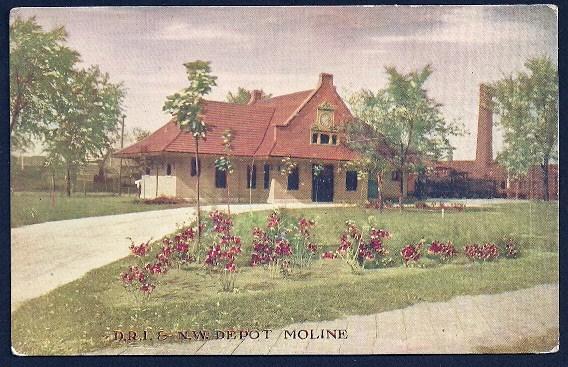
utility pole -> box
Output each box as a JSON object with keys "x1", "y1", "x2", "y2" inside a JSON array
[{"x1": 118, "y1": 114, "x2": 126, "y2": 196}]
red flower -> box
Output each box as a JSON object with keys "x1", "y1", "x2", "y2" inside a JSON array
[
  {"x1": 129, "y1": 241, "x2": 151, "y2": 257},
  {"x1": 400, "y1": 243, "x2": 422, "y2": 265},
  {"x1": 321, "y1": 251, "x2": 336, "y2": 260}
]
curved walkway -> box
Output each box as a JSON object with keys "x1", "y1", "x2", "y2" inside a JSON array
[
  {"x1": 91, "y1": 283, "x2": 558, "y2": 355},
  {"x1": 11, "y1": 202, "x2": 345, "y2": 312}
]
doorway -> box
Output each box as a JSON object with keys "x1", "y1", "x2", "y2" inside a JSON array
[{"x1": 312, "y1": 164, "x2": 334, "y2": 202}]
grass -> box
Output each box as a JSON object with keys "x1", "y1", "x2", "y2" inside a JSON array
[
  {"x1": 11, "y1": 202, "x2": 558, "y2": 355},
  {"x1": 10, "y1": 191, "x2": 192, "y2": 227}
]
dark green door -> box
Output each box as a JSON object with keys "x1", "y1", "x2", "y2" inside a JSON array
[{"x1": 368, "y1": 176, "x2": 378, "y2": 200}]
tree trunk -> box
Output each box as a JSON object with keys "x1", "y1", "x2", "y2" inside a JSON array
[
  {"x1": 155, "y1": 163, "x2": 159, "y2": 198},
  {"x1": 398, "y1": 169, "x2": 404, "y2": 211},
  {"x1": 541, "y1": 158, "x2": 550, "y2": 201},
  {"x1": 249, "y1": 158, "x2": 255, "y2": 213},
  {"x1": 195, "y1": 138, "x2": 201, "y2": 241},
  {"x1": 65, "y1": 165, "x2": 72, "y2": 197},
  {"x1": 10, "y1": 99, "x2": 21, "y2": 134},
  {"x1": 376, "y1": 172, "x2": 384, "y2": 213},
  {"x1": 51, "y1": 173, "x2": 56, "y2": 208},
  {"x1": 226, "y1": 178, "x2": 231, "y2": 215}
]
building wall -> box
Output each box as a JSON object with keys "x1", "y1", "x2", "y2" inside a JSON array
[{"x1": 142, "y1": 155, "x2": 377, "y2": 203}]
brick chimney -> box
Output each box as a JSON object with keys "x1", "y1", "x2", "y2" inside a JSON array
[
  {"x1": 475, "y1": 84, "x2": 494, "y2": 167},
  {"x1": 318, "y1": 73, "x2": 334, "y2": 87},
  {"x1": 248, "y1": 89, "x2": 263, "y2": 104}
]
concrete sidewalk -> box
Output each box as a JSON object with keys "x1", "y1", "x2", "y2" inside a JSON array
[
  {"x1": 11, "y1": 202, "x2": 345, "y2": 312},
  {"x1": 91, "y1": 283, "x2": 559, "y2": 355}
]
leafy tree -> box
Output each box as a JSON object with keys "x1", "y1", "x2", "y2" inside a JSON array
[
  {"x1": 130, "y1": 127, "x2": 151, "y2": 142},
  {"x1": 349, "y1": 65, "x2": 463, "y2": 206},
  {"x1": 163, "y1": 60, "x2": 217, "y2": 240},
  {"x1": 226, "y1": 87, "x2": 271, "y2": 104},
  {"x1": 493, "y1": 56, "x2": 558, "y2": 201},
  {"x1": 214, "y1": 129, "x2": 235, "y2": 214},
  {"x1": 10, "y1": 16, "x2": 80, "y2": 151},
  {"x1": 44, "y1": 65, "x2": 125, "y2": 196}
]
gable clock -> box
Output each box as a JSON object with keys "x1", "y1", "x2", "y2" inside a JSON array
[{"x1": 317, "y1": 102, "x2": 335, "y2": 130}]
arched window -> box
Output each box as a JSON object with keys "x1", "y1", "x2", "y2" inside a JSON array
[{"x1": 166, "y1": 163, "x2": 172, "y2": 176}]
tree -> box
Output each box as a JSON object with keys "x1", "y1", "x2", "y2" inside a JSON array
[
  {"x1": 349, "y1": 65, "x2": 463, "y2": 207},
  {"x1": 345, "y1": 120, "x2": 396, "y2": 210},
  {"x1": 44, "y1": 65, "x2": 125, "y2": 196},
  {"x1": 10, "y1": 16, "x2": 80, "y2": 151},
  {"x1": 163, "y1": 60, "x2": 217, "y2": 240},
  {"x1": 493, "y1": 56, "x2": 558, "y2": 201},
  {"x1": 497, "y1": 135, "x2": 536, "y2": 199},
  {"x1": 130, "y1": 127, "x2": 151, "y2": 142},
  {"x1": 226, "y1": 87, "x2": 271, "y2": 104},
  {"x1": 214, "y1": 129, "x2": 235, "y2": 214}
]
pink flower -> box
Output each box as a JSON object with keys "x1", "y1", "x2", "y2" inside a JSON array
[{"x1": 321, "y1": 251, "x2": 336, "y2": 260}]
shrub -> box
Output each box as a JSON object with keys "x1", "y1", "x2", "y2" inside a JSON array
[
  {"x1": 400, "y1": 242, "x2": 422, "y2": 267},
  {"x1": 464, "y1": 243, "x2": 500, "y2": 262},
  {"x1": 203, "y1": 210, "x2": 242, "y2": 291},
  {"x1": 120, "y1": 239, "x2": 162, "y2": 299},
  {"x1": 427, "y1": 241, "x2": 458, "y2": 263},
  {"x1": 336, "y1": 220, "x2": 391, "y2": 273},
  {"x1": 160, "y1": 227, "x2": 197, "y2": 268},
  {"x1": 250, "y1": 210, "x2": 293, "y2": 278},
  {"x1": 142, "y1": 196, "x2": 188, "y2": 205},
  {"x1": 250, "y1": 210, "x2": 319, "y2": 277},
  {"x1": 501, "y1": 237, "x2": 520, "y2": 258}
]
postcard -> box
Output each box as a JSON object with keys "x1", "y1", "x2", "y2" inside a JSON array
[{"x1": 10, "y1": 5, "x2": 558, "y2": 356}]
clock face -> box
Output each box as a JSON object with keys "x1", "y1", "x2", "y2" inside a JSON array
[{"x1": 319, "y1": 112, "x2": 332, "y2": 129}]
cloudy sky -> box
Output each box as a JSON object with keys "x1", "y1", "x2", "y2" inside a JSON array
[{"x1": 12, "y1": 6, "x2": 557, "y2": 160}]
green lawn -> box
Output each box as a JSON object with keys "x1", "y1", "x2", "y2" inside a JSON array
[
  {"x1": 11, "y1": 203, "x2": 558, "y2": 355},
  {"x1": 10, "y1": 191, "x2": 192, "y2": 227}
]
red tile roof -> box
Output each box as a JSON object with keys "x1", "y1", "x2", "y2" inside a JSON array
[{"x1": 115, "y1": 74, "x2": 360, "y2": 161}]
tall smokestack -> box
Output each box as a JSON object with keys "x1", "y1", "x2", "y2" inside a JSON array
[{"x1": 476, "y1": 84, "x2": 494, "y2": 167}]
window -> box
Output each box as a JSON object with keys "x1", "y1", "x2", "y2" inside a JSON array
[
  {"x1": 191, "y1": 158, "x2": 201, "y2": 176},
  {"x1": 215, "y1": 167, "x2": 227, "y2": 188},
  {"x1": 392, "y1": 170, "x2": 401, "y2": 181},
  {"x1": 247, "y1": 165, "x2": 257, "y2": 189},
  {"x1": 311, "y1": 132, "x2": 338, "y2": 145},
  {"x1": 263, "y1": 164, "x2": 271, "y2": 190},
  {"x1": 287, "y1": 166, "x2": 299, "y2": 190},
  {"x1": 145, "y1": 167, "x2": 151, "y2": 175},
  {"x1": 166, "y1": 163, "x2": 172, "y2": 176},
  {"x1": 500, "y1": 180, "x2": 506, "y2": 190},
  {"x1": 346, "y1": 171, "x2": 358, "y2": 191}
]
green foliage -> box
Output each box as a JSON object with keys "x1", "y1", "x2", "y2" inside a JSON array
[
  {"x1": 162, "y1": 60, "x2": 217, "y2": 138},
  {"x1": 10, "y1": 16, "x2": 80, "y2": 150},
  {"x1": 279, "y1": 157, "x2": 297, "y2": 175},
  {"x1": 130, "y1": 127, "x2": 151, "y2": 143},
  {"x1": 214, "y1": 156, "x2": 234, "y2": 174},
  {"x1": 226, "y1": 87, "x2": 271, "y2": 104},
  {"x1": 493, "y1": 56, "x2": 558, "y2": 181},
  {"x1": 42, "y1": 65, "x2": 125, "y2": 196},
  {"x1": 349, "y1": 65, "x2": 464, "y2": 173}
]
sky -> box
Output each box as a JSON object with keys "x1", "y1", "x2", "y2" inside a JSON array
[{"x1": 11, "y1": 5, "x2": 558, "y2": 160}]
